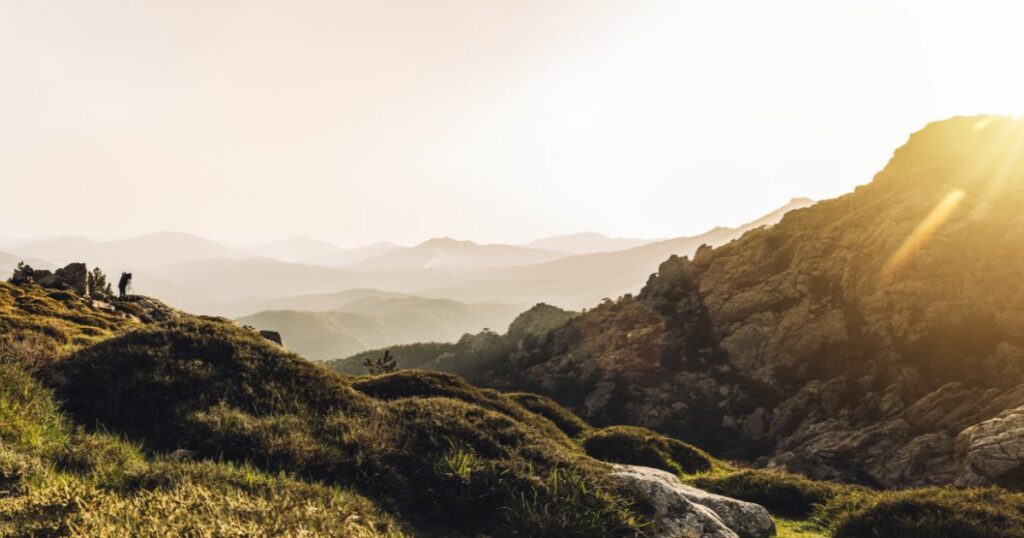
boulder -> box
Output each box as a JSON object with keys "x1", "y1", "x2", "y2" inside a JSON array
[
  {"x1": 955, "y1": 405, "x2": 1024, "y2": 486},
  {"x1": 36, "y1": 263, "x2": 89, "y2": 296},
  {"x1": 611, "y1": 464, "x2": 775, "y2": 538},
  {"x1": 259, "y1": 330, "x2": 284, "y2": 347}
]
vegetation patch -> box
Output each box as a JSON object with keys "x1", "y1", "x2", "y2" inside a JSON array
[
  {"x1": 506, "y1": 391, "x2": 591, "y2": 437},
  {"x1": 583, "y1": 425, "x2": 715, "y2": 475},
  {"x1": 826, "y1": 487, "x2": 1024, "y2": 538},
  {"x1": 691, "y1": 469, "x2": 849, "y2": 519},
  {"x1": 352, "y1": 369, "x2": 574, "y2": 447}
]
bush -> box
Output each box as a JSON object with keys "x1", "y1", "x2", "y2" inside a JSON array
[
  {"x1": 828, "y1": 487, "x2": 1024, "y2": 538},
  {"x1": 691, "y1": 469, "x2": 847, "y2": 518},
  {"x1": 507, "y1": 392, "x2": 591, "y2": 437},
  {"x1": 583, "y1": 425, "x2": 715, "y2": 475}
]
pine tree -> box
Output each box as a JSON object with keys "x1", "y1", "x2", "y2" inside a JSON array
[
  {"x1": 363, "y1": 349, "x2": 397, "y2": 375},
  {"x1": 87, "y1": 267, "x2": 114, "y2": 299}
]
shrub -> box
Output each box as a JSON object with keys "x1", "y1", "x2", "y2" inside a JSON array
[
  {"x1": 364, "y1": 349, "x2": 398, "y2": 374},
  {"x1": 507, "y1": 392, "x2": 591, "y2": 437},
  {"x1": 583, "y1": 425, "x2": 715, "y2": 475},
  {"x1": 691, "y1": 469, "x2": 847, "y2": 518}
]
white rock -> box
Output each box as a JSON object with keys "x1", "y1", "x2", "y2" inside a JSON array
[{"x1": 611, "y1": 464, "x2": 776, "y2": 538}]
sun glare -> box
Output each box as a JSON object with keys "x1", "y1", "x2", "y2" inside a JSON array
[{"x1": 880, "y1": 189, "x2": 966, "y2": 286}]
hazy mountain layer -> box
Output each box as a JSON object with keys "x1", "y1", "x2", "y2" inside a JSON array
[
  {"x1": 346, "y1": 237, "x2": 572, "y2": 271},
  {"x1": 524, "y1": 232, "x2": 656, "y2": 254},
  {"x1": 3, "y1": 200, "x2": 809, "y2": 317},
  {"x1": 238, "y1": 295, "x2": 524, "y2": 360}
]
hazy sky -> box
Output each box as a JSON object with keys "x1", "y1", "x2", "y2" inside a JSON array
[{"x1": 2, "y1": 1, "x2": 1023, "y2": 247}]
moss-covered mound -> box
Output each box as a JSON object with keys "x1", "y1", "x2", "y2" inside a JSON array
[
  {"x1": 506, "y1": 392, "x2": 591, "y2": 437},
  {"x1": 352, "y1": 369, "x2": 574, "y2": 447},
  {"x1": 691, "y1": 469, "x2": 848, "y2": 519},
  {"x1": 583, "y1": 425, "x2": 715, "y2": 475},
  {"x1": 39, "y1": 319, "x2": 644, "y2": 536},
  {"x1": 49, "y1": 318, "x2": 369, "y2": 449},
  {"x1": 828, "y1": 487, "x2": 1024, "y2": 538}
]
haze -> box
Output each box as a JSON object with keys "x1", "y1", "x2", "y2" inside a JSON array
[{"x1": 2, "y1": 0, "x2": 1022, "y2": 246}]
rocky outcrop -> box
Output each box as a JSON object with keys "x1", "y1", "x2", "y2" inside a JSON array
[
  {"x1": 611, "y1": 465, "x2": 774, "y2": 538},
  {"x1": 10, "y1": 262, "x2": 89, "y2": 296},
  {"x1": 465, "y1": 116, "x2": 1024, "y2": 488}
]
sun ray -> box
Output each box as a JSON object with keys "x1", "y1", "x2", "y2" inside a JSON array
[
  {"x1": 971, "y1": 126, "x2": 1024, "y2": 220},
  {"x1": 880, "y1": 189, "x2": 966, "y2": 286}
]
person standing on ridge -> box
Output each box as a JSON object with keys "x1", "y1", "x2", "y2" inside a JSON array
[{"x1": 118, "y1": 272, "x2": 132, "y2": 300}]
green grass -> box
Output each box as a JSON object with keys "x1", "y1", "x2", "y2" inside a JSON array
[
  {"x1": 0, "y1": 456, "x2": 405, "y2": 537},
  {"x1": 0, "y1": 283, "x2": 130, "y2": 351},
  {"x1": 775, "y1": 519, "x2": 828, "y2": 538}
]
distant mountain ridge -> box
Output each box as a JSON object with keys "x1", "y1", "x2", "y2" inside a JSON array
[
  {"x1": 345, "y1": 237, "x2": 572, "y2": 271},
  {"x1": 524, "y1": 232, "x2": 656, "y2": 254},
  {"x1": 2, "y1": 199, "x2": 812, "y2": 315},
  {"x1": 237, "y1": 294, "x2": 524, "y2": 360}
]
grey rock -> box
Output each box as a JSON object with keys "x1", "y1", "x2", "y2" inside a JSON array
[
  {"x1": 956, "y1": 405, "x2": 1024, "y2": 485},
  {"x1": 612, "y1": 465, "x2": 774, "y2": 538}
]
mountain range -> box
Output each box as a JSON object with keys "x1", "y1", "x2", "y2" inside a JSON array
[
  {"x1": 339, "y1": 115, "x2": 1024, "y2": 492},
  {"x1": 1, "y1": 199, "x2": 813, "y2": 318}
]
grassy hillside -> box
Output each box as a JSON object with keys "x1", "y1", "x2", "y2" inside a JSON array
[{"x1": 4, "y1": 280, "x2": 1024, "y2": 536}]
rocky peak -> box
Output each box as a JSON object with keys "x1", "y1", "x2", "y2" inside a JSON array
[{"x1": 468, "y1": 116, "x2": 1024, "y2": 488}]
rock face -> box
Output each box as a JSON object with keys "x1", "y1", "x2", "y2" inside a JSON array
[
  {"x1": 611, "y1": 465, "x2": 774, "y2": 538},
  {"x1": 467, "y1": 116, "x2": 1024, "y2": 488}
]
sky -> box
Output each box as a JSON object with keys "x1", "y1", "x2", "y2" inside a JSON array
[{"x1": 1, "y1": 1, "x2": 1023, "y2": 247}]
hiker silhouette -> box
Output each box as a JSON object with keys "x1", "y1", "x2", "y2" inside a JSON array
[{"x1": 118, "y1": 272, "x2": 132, "y2": 300}]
